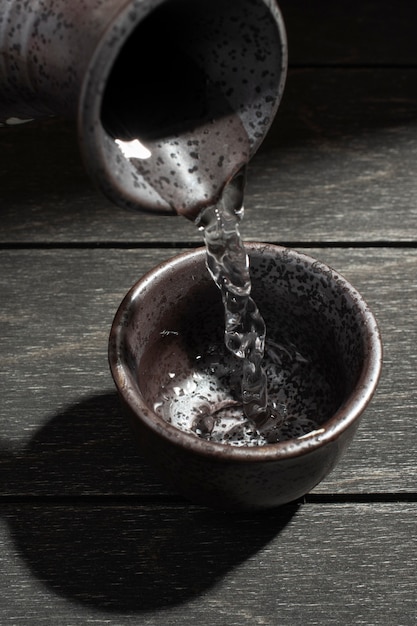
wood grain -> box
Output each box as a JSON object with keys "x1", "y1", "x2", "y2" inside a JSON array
[
  {"x1": 1, "y1": 68, "x2": 417, "y2": 244},
  {"x1": 0, "y1": 247, "x2": 415, "y2": 497},
  {"x1": 0, "y1": 502, "x2": 415, "y2": 624},
  {"x1": 279, "y1": 0, "x2": 417, "y2": 66},
  {"x1": 0, "y1": 4, "x2": 416, "y2": 622}
]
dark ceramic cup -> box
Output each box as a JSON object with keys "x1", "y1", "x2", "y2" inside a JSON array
[{"x1": 109, "y1": 243, "x2": 382, "y2": 511}]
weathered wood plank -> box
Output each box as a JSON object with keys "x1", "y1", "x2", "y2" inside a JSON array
[
  {"x1": 0, "y1": 247, "x2": 415, "y2": 496},
  {"x1": 0, "y1": 6, "x2": 414, "y2": 625},
  {"x1": 251, "y1": 68, "x2": 417, "y2": 243},
  {"x1": 279, "y1": 0, "x2": 417, "y2": 66},
  {"x1": 1, "y1": 68, "x2": 417, "y2": 243},
  {"x1": 0, "y1": 502, "x2": 415, "y2": 624}
]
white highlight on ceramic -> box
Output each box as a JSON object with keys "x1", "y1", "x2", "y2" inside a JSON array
[{"x1": 115, "y1": 138, "x2": 152, "y2": 160}]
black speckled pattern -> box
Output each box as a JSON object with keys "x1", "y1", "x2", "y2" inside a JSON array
[
  {"x1": 0, "y1": 0, "x2": 124, "y2": 118},
  {"x1": 0, "y1": 0, "x2": 287, "y2": 216},
  {"x1": 109, "y1": 243, "x2": 382, "y2": 510}
]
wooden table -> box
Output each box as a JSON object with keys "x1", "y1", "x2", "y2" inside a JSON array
[{"x1": 1, "y1": 2, "x2": 416, "y2": 623}]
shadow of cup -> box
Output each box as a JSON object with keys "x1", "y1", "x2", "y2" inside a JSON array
[
  {"x1": 109, "y1": 243, "x2": 382, "y2": 511},
  {"x1": 1, "y1": 394, "x2": 299, "y2": 611}
]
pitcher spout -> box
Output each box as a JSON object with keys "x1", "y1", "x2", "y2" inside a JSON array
[{"x1": 0, "y1": 0, "x2": 287, "y2": 217}]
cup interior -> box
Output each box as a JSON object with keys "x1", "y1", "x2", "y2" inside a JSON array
[{"x1": 112, "y1": 244, "x2": 378, "y2": 447}]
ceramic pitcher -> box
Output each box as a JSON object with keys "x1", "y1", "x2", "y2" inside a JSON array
[{"x1": 0, "y1": 0, "x2": 287, "y2": 217}]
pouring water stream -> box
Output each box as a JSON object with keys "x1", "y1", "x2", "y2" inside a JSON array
[{"x1": 112, "y1": 78, "x2": 319, "y2": 444}]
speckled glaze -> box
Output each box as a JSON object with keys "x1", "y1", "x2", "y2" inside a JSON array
[
  {"x1": 0, "y1": 0, "x2": 287, "y2": 217},
  {"x1": 109, "y1": 243, "x2": 383, "y2": 511}
]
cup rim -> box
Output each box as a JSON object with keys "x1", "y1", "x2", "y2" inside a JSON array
[{"x1": 109, "y1": 242, "x2": 382, "y2": 462}]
